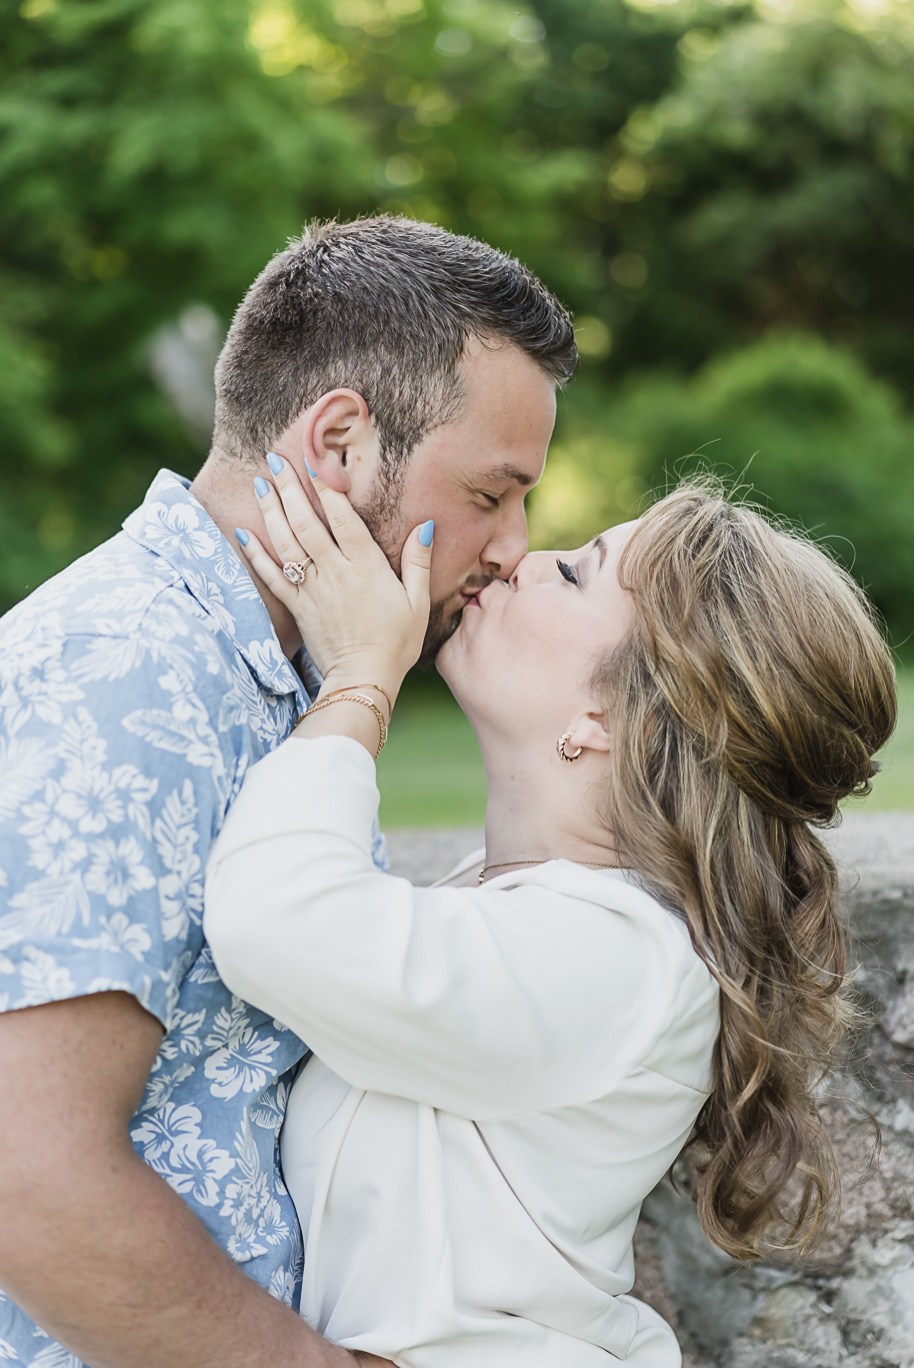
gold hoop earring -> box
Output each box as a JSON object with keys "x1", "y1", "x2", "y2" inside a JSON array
[{"x1": 557, "y1": 732, "x2": 584, "y2": 763}]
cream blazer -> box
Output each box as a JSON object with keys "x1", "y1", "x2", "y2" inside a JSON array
[{"x1": 204, "y1": 736, "x2": 720, "y2": 1368}]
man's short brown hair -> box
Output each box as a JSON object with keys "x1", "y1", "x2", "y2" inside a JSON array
[{"x1": 213, "y1": 216, "x2": 577, "y2": 475}]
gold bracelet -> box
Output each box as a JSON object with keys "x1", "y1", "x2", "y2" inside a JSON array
[
  {"x1": 304, "y1": 693, "x2": 388, "y2": 758},
  {"x1": 319, "y1": 682, "x2": 394, "y2": 721}
]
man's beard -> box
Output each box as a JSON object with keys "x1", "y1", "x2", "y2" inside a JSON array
[
  {"x1": 418, "y1": 596, "x2": 465, "y2": 666},
  {"x1": 356, "y1": 469, "x2": 471, "y2": 666}
]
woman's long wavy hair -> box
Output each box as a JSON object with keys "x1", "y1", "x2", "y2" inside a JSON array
[{"x1": 592, "y1": 481, "x2": 897, "y2": 1260}]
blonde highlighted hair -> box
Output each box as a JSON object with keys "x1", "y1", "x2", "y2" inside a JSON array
[{"x1": 593, "y1": 481, "x2": 896, "y2": 1259}]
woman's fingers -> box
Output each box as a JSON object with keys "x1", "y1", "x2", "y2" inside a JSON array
[
  {"x1": 400, "y1": 519, "x2": 434, "y2": 618},
  {"x1": 256, "y1": 457, "x2": 335, "y2": 565},
  {"x1": 306, "y1": 466, "x2": 381, "y2": 562},
  {"x1": 234, "y1": 527, "x2": 307, "y2": 613},
  {"x1": 254, "y1": 475, "x2": 311, "y2": 567}
]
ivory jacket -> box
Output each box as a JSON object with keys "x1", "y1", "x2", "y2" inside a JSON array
[{"x1": 204, "y1": 736, "x2": 720, "y2": 1368}]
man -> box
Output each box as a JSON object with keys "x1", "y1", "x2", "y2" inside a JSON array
[{"x1": 0, "y1": 216, "x2": 576, "y2": 1368}]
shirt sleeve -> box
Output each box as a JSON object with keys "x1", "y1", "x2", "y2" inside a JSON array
[
  {"x1": 204, "y1": 736, "x2": 688, "y2": 1119},
  {"x1": 0, "y1": 628, "x2": 236, "y2": 1028}
]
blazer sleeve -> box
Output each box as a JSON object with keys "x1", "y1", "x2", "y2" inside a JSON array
[{"x1": 204, "y1": 736, "x2": 692, "y2": 1119}]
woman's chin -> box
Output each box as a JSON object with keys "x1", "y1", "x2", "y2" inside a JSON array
[
  {"x1": 435, "y1": 636, "x2": 457, "y2": 683},
  {"x1": 435, "y1": 636, "x2": 467, "y2": 698}
]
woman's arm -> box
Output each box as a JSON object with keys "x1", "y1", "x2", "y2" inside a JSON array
[
  {"x1": 205, "y1": 735, "x2": 687, "y2": 1120},
  {"x1": 214, "y1": 463, "x2": 706, "y2": 1118}
]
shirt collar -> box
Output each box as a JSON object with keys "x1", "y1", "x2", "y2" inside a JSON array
[{"x1": 122, "y1": 469, "x2": 307, "y2": 702}]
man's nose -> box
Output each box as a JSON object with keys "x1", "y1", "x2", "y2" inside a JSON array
[{"x1": 482, "y1": 504, "x2": 529, "y2": 580}]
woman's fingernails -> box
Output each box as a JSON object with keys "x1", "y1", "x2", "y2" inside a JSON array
[
  {"x1": 235, "y1": 528, "x2": 250, "y2": 546},
  {"x1": 419, "y1": 519, "x2": 435, "y2": 547},
  {"x1": 267, "y1": 451, "x2": 284, "y2": 475},
  {"x1": 254, "y1": 476, "x2": 270, "y2": 498},
  {"x1": 305, "y1": 461, "x2": 317, "y2": 478}
]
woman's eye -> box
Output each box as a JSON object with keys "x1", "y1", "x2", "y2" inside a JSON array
[{"x1": 556, "y1": 558, "x2": 578, "y2": 585}]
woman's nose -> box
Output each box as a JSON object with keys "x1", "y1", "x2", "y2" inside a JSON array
[{"x1": 509, "y1": 549, "x2": 551, "y2": 589}]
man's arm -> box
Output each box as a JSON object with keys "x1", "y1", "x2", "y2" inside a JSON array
[{"x1": 0, "y1": 991, "x2": 380, "y2": 1368}]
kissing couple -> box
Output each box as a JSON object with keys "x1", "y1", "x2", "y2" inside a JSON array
[{"x1": 0, "y1": 216, "x2": 896, "y2": 1368}]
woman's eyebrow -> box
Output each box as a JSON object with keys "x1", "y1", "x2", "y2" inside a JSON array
[{"x1": 580, "y1": 536, "x2": 607, "y2": 586}]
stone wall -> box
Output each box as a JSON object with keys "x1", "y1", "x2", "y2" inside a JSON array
[{"x1": 386, "y1": 811, "x2": 914, "y2": 1368}]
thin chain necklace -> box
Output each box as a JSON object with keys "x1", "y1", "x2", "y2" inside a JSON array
[{"x1": 478, "y1": 857, "x2": 619, "y2": 885}]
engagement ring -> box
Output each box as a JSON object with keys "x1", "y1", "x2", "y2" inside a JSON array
[{"x1": 282, "y1": 558, "x2": 313, "y2": 585}]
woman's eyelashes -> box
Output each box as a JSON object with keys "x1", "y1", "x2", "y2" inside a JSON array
[{"x1": 556, "y1": 558, "x2": 579, "y2": 585}]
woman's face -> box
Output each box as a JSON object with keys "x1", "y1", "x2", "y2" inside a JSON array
[{"x1": 437, "y1": 520, "x2": 639, "y2": 751}]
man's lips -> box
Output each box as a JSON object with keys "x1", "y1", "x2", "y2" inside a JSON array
[
  {"x1": 459, "y1": 580, "x2": 504, "y2": 613},
  {"x1": 459, "y1": 582, "x2": 491, "y2": 610}
]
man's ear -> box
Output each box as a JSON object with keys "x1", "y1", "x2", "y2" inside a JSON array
[
  {"x1": 297, "y1": 389, "x2": 377, "y2": 494},
  {"x1": 267, "y1": 390, "x2": 378, "y2": 495},
  {"x1": 563, "y1": 708, "x2": 613, "y2": 757}
]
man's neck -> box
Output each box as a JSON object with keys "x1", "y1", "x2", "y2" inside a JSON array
[{"x1": 190, "y1": 451, "x2": 303, "y2": 659}]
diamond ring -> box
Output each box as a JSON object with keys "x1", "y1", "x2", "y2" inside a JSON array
[{"x1": 282, "y1": 558, "x2": 313, "y2": 585}]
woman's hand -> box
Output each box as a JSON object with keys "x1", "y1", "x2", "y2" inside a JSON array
[{"x1": 236, "y1": 456, "x2": 432, "y2": 707}]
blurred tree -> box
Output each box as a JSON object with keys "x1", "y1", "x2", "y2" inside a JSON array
[
  {"x1": 0, "y1": 0, "x2": 374, "y2": 603},
  {"x1": 2, "y1": 0, "x2": 913, "y2": 640},
  {"x1": 614, "y1": 0, "x2": 914, "y2": 393},
  {"x1": 533, "y1": 333, "x2": 914, "y2": 642}
]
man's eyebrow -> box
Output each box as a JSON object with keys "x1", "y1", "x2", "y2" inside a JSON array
[{"x1": 487, "y1": 463, "x2": 535, "y2": 488}]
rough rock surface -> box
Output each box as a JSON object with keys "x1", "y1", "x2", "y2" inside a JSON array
[{"x1": 386, "y1": 810, "x2": 914, "y2": 1368}]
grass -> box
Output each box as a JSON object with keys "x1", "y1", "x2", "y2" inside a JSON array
[
  {"x1": 866, "y1": 664, "x2": 914, "y2": 811},
  {"x1": 378, "y1": 684, "x2": 487, "y2": 828},
  {"x1": 377, "y1": 669, "x2": 914, "y2": 829}
]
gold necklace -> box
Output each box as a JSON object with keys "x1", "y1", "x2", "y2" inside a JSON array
[{"x1": 478, "y1": 857, "x2": 619, "y2": 885}]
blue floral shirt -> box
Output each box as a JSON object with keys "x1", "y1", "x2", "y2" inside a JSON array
[{"x1": 0, "y1": 470, "x2": 385, "y2": 1367}]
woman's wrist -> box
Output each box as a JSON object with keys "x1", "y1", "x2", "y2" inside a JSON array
[
  {"x1": 291, "y1": 694, "x2": 387, "y2": 759},
  {"x1": 318, "y1": 670, "x2": 403, "y2": 721}
]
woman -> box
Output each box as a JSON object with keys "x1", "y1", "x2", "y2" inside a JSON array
[{"x1": 204, "y1": 465, "x2": 895, "y2": 1367}]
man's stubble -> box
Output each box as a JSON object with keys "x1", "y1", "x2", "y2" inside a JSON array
[{"x1": 355, "y1": 467, "x2": 477, "y2": 666}]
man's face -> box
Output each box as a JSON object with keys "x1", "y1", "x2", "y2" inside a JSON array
[{"x1": 358, "y1": 340, "x2": 557, "y2": 660}]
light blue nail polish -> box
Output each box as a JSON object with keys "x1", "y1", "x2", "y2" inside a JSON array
[
  {"x1": 305, "y1": 461, "x2": 317, "y2": 478},
  {"x1": 267, "y1": 451, "x2": 284, "y2": 475},
  {"x1": 235, "y1": 528, "x2": 249, "y2": 546},
  {"x1": 254, "y1": 476, "x2": 270, "y2": 498},
  {"x1": 419, "y1": 519, "x2": 435, "y2": 547}
]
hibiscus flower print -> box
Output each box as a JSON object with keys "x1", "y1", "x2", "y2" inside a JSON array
[
  {"x1": 74, "y1": 912, "x2": 152, "y2": 961},
  {"x1": 26, "y1": 815, "x2": 87, "y2": 878},
  {"x1": 227, "y1": 1218, "x2": 268, "y2": 1262},
  {"x1": 204, "y1": 1003, "x2": 282, "y2": 1099},
  {"x1": 143, "y1": 502, "x2": 216, "y2": 560},
  {"x1": 0, "y1": 637, "x2": 84, "y2": 737},
  {"x1": 163, "y1": 1136, "x2": 236, "y2": 1208},
  {"x1": 131, "y1": 1101, "x2": 204, "y2": 1163},
  {"x1": 204, "y1": 1027, "x2": 282, "y2": 1099},
  {"x1": 0, "y1": 471, "x2": 323, "y2": 1359},
  {"x1": 84, "y1": 835, "x2": 155, "y2": 907},
  {"x1": 57, "y1": 768, "x2": 124, "y2": 835}
]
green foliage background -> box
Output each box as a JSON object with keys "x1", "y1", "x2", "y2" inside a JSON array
[{"x1": 2, "y1": 0, "x2": 913, "y2": 650}]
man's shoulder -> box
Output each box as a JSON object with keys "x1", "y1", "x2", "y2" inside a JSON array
[
  {"x1": 0, "y1": 531, "x2": 234, "y2": 674},
  {"x1": 0, "y1": 542, "x2": 260, "y2": 773},
  {"x1": 3, "y1": 530, "x2": 176, "y2": 637}
]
